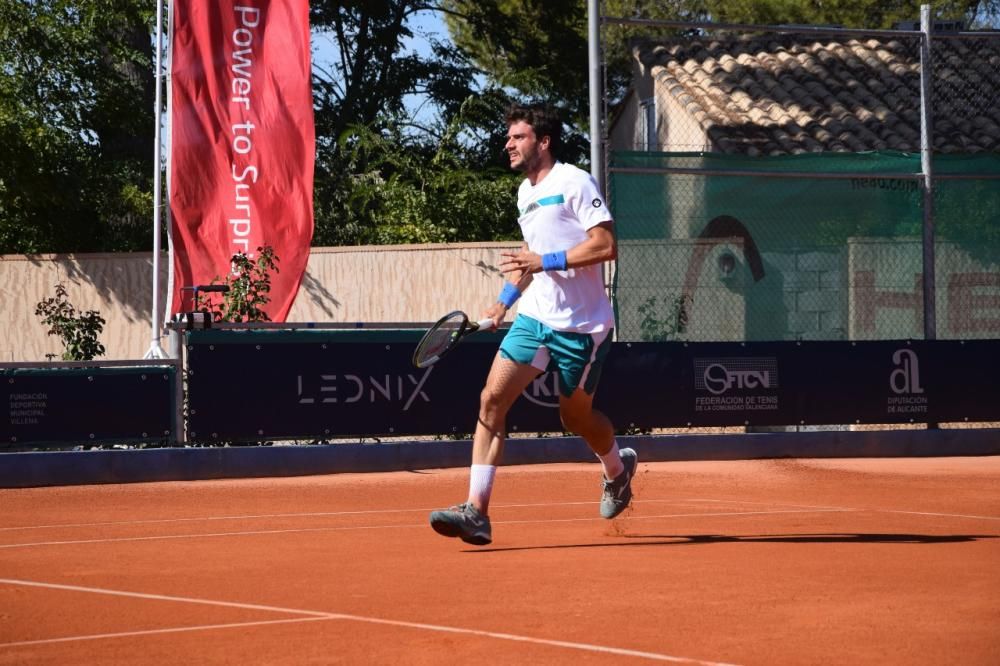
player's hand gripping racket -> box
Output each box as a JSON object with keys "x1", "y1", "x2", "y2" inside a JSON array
[{"x1": 412, "y1": 310, "x2": 495, "y2": 368}]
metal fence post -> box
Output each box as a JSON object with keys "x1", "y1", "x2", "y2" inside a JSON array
[
  {"x1": 588, "y1": 0, "x2": 603, "y2": 192},
  {"x1": 919, "y1": 4, "x2": 937, "y2": 340}
]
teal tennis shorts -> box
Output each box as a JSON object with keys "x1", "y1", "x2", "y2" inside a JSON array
[{"x1": 499, "y1": 315, "x2": 613, "y2": 397}]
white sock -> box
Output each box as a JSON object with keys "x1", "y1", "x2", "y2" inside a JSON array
[
  {"x1": 467, "y1": 464, "x2": 496, "y2": 515},
  {"x1": 597, "y1": 441, "x2": 624, "y2": 480}
]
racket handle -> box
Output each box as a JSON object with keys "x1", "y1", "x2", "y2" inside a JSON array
[{"x1": 473, "y1": 318, "x2": 496, "y2": 332}]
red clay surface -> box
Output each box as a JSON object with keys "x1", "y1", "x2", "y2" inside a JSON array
[{"x1": 0, "y1": 456, "x2": 998, "y2": 665}]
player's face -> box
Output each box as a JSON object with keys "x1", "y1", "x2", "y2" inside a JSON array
[{"x1": 505, "y1": 121, "x2": 547, "y2": 173}]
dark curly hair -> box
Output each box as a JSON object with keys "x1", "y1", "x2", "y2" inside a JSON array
[{"x1": 505, "y1": 103, "x2": 563, "y2": 157}]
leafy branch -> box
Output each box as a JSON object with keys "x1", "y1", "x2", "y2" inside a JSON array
[
  {"x1": 34, "y1": 283, "x2": 106, "y2": 361},
  {"x1": 636, "y1": 294, "x2": 690, "y2": 342},
  {"x1": 195, "y1": 245, "x2": 279, "y2": 323}
]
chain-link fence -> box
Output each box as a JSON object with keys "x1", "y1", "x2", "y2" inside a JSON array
[{"x1": 603, "y1": 17, "x2": 1000, "y2": 343}]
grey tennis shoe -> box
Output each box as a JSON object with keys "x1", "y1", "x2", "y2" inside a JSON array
[
  {"x1": 600, "y1": 447, "x2": 638, "y2": 519},
  {"x1": 429, "y1": 502, "x2": 492, "y2": 545}
]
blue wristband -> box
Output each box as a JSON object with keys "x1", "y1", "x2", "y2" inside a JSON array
[
  {"x1": 542, "y1": 250, "x2": 568, "y2": 272},
  {"x1": 497, "y1": 282, "x2": 521, "y2": 308}
]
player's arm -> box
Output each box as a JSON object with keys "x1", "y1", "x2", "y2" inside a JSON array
[
  {"x1": 484, "y1": 245, "x2": 534, "y2": 326},
  {"x1": 499, "y1": 222, "x2": 616, "y2": 275},
  {"x1": 568, "y1": 221, "x2": 617, "y2": 267}
]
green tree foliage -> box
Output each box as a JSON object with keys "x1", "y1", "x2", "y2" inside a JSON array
[
  {"x1": 315, "y1": 95, "x2": 521, "y2": 246},
  {"x1": 440, "y1": 0, "x2": 707, "y2": 132},
  {"x1": 310, "y1": 2, "x2": 524, "y2": 245},
  {"x1": 27, "y1": 1, "x2": 996, "y2": 255},
  {"x1": 701, "y1": 0, "x2": 998, "y2": 28},
  {"x1": 0, "y1": 0, "x2": 154, "y2": 253},
  {"x1": 311, "y1": 2, "x2": 478, "y2": 144},
  {"x1": 442, "y1": 0, "x2": 999, "y2": 138},
  {"x1": 440, "y1": 0, "x2": 591, "y2": 117},
  {"x1": 0, "y1": 1, "x2": 524, "y2": 253},
  {"x1": 326, "y1": 126, "x2": 520, "y2": 245}
]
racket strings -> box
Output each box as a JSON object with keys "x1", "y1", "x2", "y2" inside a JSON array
[
  {"x1": 413, "y1": 311, "x2": 468, "y2": 367},
  {"x1": 421, "y1": 325, "x2": 460, "y2": 357}
]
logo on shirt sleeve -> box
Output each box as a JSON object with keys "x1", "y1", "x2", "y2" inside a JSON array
[{"x1": 592, "y1": 198, "x2": 603, "y2": 208}]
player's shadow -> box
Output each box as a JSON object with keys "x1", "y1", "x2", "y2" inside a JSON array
[{"x1": 468, "y1": 533, "x2": 997, "y2": 553}]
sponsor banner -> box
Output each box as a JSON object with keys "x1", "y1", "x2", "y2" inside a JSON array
[
  {"x1": 187, "y1": 339, "x2": 550, "y2": 439},
  {"x1": 692, "y1": 355, "x2": 782, "y2": 420},
  {"x1": 2, "y1": 367, "x2": 177, "y2": 447},
  {"x1": 186, "y1": 333, "x2": 1000, "y2": 440},
  {"x1": 170, "y1": 0, "x2": 314, "y2": 320},
  {"x1": 628, "y1": 340, "x2": 1000, "y2": 427},
  {"x1": 623, "y1": 342, "x2": 795, "y2": 428}
]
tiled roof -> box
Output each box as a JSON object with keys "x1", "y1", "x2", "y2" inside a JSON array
[{"x1": 635, "y1": 34, "x2": 1000, "y2": 155}]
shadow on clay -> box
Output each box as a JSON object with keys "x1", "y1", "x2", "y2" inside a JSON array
[{"x1": 466, "y1": 532, "x2": 997, "y2": 553}]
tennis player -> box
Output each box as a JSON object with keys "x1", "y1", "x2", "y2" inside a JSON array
[{"x1": 429, "y1": 103, "x2": 636, "y2": 545}]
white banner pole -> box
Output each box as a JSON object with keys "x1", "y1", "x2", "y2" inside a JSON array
[{"x1": 144, "y1": 0, "x2": 168, "y2": 359}]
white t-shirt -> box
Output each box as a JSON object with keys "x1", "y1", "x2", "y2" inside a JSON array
[{"x1": 514, "y1": 162, "x2": 615, "y2": 334}]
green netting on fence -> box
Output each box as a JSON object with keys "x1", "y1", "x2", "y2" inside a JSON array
[{"x1": 608, "y1": 151, "x2": 1000, "y2": 342}]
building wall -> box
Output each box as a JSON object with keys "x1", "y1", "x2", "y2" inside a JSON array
[
  {"x1": 0, "y1": 243, "x2": 520, "y2": 362},
  {"x1": 764, "y1": 249, "x2": 847, "y2": 341},
  {"x1": 847, "y1": 239, "x2": 1000, "y2": 340},
  {"x1": 6, "y1": 239, "x2": 994, "y2": 362},
  {"x1": 615, "y1": 238, "x2": 747, "y2": 341}
]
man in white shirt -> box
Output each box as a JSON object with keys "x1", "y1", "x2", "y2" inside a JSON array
[{"x1": 429, "y1": 104, "x2": 637, "y2": 545}]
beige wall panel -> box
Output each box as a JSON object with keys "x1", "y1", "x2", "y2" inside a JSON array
[
  {"x1": 0, "y1": 253, "x2": 166, "y2": 362},
  {"x1": 2, "y1": 243, "x2": 521, "y2": 362},
  {"x1": 290, "y1": 243, "x2": 520, "y2": 323}
]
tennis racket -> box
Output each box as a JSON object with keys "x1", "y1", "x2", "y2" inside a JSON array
[{"x1": 412, "y1": 310, "x2": 495, "y2": 368}]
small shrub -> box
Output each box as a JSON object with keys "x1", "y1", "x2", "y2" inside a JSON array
[
  {"x1": 637, "y1": 294, "x2": 690, "y2": 342},
  {"x1": 196, "y1": 245, "x2": 278, "y2": 323},
  {"x1": 35, "y1": 283, "x2": 106, "y2": 361}
]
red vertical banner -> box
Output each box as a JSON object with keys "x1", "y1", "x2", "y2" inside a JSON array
[{"x1": 170, "y1": 1, "x2": 314, "y2": 321}]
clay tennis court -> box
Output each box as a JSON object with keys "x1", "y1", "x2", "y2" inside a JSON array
[{"x1": 1, "y1": 455, "x2": 997, "y2": 664}]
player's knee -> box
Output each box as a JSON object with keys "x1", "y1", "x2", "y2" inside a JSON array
[{"x1": 479, "y1": 386, "x2": 504, "y2": 415}]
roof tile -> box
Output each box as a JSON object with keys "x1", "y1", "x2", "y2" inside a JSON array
[{"x1": 635, "y1": 33, "x2": 1000, "y2": 154}]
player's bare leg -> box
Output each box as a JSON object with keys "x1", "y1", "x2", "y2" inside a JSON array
[
  {"x1": 558, "y1": 388, "x2": 614, "y2": 455},
  {"x1": 472, "y1": 354, "x2": 540, "y2": 468},
  {"x1": 429, "y1": 354, "x2": 538, "y2": 545},
  {"x1": 560, "y1": 388, "x2": 638, "y2": 519}
]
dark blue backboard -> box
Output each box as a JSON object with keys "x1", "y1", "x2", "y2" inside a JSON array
[
  {"x1": 185, "y1": 330, "x2": 1000, "y2": 441},
  {"x1": 3, "y1": 366, "x2": 177, "y2": 447},
  {"x1": 609, "y1": 340, "x2": 999, "y2": 428}
]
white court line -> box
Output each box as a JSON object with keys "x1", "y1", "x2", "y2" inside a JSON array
[
  {"x1": 874, "y1": 509, "x2": 1000, "y2": 521},
  {"x1": 501, "y1": 508, "x2": 853, "y2": 527},
  {"x1": 1, "y1": 499, "x2": 993, "y2": 540},
  {"x1": 0, "y1": 499, "x2": 813, "y2": 533},
  {"x1": 0, "y1": 502, "x2": 603, "y2": 532},
  {"x1": 0, "y1": 500, "x2": 675, "y2": 533},
  {"x1": 0, "y1": 578, "x2": 739, "y2": 665},
  {"x1": 0, "y1": 509, "x2": 851, "y2": 550},
  {"x1": 683, "y1": 498, "x2": 1000, "y2": 522},
  {"x1": 0, "y1": 617, "x2": 332, "y2": 648},
  {"x1": 681, "y1": 499, "x2": 855, "y2": 511},
  {"x1": 0, "y1": 578, "x2": 331, "y2": 617},
  {"x1": 0, "y1": 525, "x2": 424, "y2": 549},
  {"x1": 0, "y1": 511, "x2": 427, "y2": 531}
]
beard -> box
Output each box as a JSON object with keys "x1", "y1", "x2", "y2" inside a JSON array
[{"x1": 508, "y1": 150, "x2": 535, "y2": 172}]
